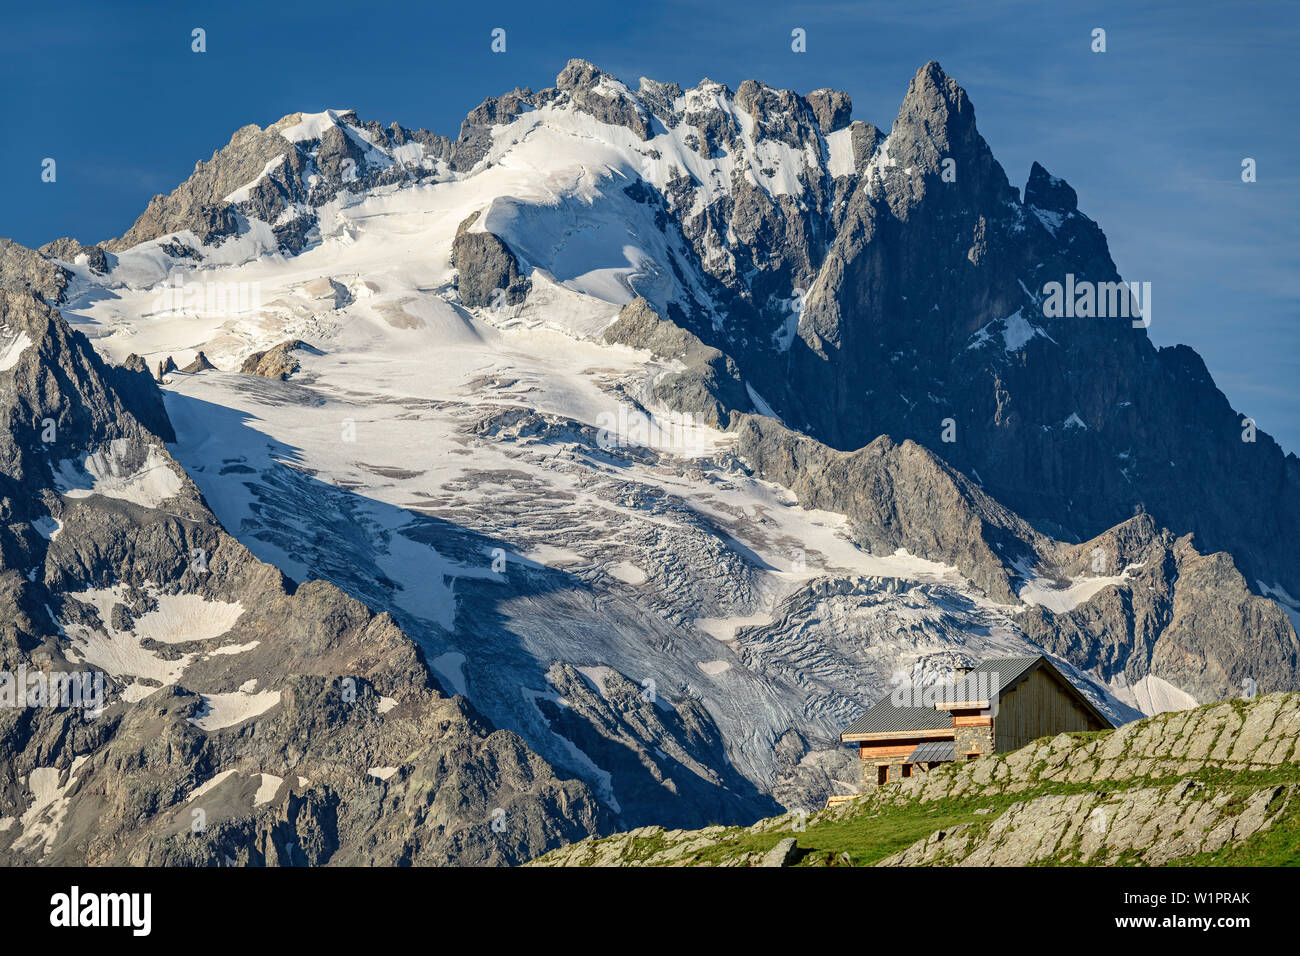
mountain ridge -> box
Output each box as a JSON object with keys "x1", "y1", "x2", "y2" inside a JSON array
[
  {"x1": 24, "y1": 59, "x2": 1295, "y2": 608},
  {"x1": 0, "y1": 57, "x2": 1295, "y2": 859}
]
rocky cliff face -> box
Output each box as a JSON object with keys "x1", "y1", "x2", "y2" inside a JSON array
[
  {"x1": 532, "y1": 692, "x2": 1300, "y2": 866},
  {"x1": 713, "y1": 63, "x2": 1299, "y2": 618},
  {"x1": 728, "y1": 414, "x2": 1298, "y2": 702},
  {"x1": 0, "y1": 289, "x2": 609, "y2": 865},
  {"x1": 1020, "y1": 516, "x2": 1298, "y2": 703}
]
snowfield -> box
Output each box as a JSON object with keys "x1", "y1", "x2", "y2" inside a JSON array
[{"x1": 53, "y1": 90, "x2": 1159, "y2": 821}]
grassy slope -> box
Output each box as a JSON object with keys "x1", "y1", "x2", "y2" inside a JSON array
[
  {"x1": 538, "y1": 711, "x2": 1300, "y2": 866},
  {"x1": 569, "y1": 766, "x2": 1300, "y2": 868}
]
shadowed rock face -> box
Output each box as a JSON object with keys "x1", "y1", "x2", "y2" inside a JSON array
[
  {"x1": 603, "y1": 297, "x2": 752, "y2": 429},
  {"x1": 452, "y1": 213, "x2": 532, "y2": 308},
  {"x1": 0, "y1": 290, "x2": 610, "y2": 865},
  {"x1": 767, "y1": 64, "x2": 1300, "y2": 612}
]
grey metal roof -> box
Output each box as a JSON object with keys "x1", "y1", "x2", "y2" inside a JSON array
[
  {"x1": 945, "y1": 656, "x2": 1042, "y2": 704},
  {"x1": 840, "y1": 703, "x2": 951, "y2": 738},
  {"x1": 839, "y1": 658, "x2": 1040, "y2": 739},
  {"x1": 907, "y1": 740, "x2": 955, "y2": 763},
  {"x1": 840, "y1": 654, "x2": 1113, "y2": 742}
]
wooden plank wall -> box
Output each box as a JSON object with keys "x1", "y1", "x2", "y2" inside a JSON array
[
  {"x1": 994, "y1": 668, "x2": 1103, "y2": 751},
  {"x1": 859, "y1": 736, "x2": 953, "y2": 760}
]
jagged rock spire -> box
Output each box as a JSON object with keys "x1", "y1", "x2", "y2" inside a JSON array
[
  {"x1": 889, "y1": 61, "x2": 980, "y2": 167},
  {"x1": 806, "y1": 89, "x2": 853, "y2": 134},
  {"x1": 1024, "y1": 160, "x2": 1079, "y2": 214}
]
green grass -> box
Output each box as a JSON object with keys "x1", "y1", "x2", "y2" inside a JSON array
[
  {"x1": 565, "y1": 752, "x2": 1300, "y2": 867},
  {"x1": 543, "y1": 704, "x2": 1300, "y2": 867},
  {"x1": 788, "y1": 800, "x2": 999, "y2": 866},
  {"x1": 1169, "y1": 793, "x2": 1300, "y2": 867},
  {"x1": 686, "y1": 798, "x2": 1005, "y2": 867},
  {"x1": 570, "y1": 791, "x2": 1023, "y2": 867},
  {"x1": 778, "y1": 762, "x2": 1300, "y2": 868}
]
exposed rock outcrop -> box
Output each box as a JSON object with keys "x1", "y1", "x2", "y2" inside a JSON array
[
  {"x1": 180, "y1": 351, "x2": 217, "y2": 373},
  {"x1": 451, "y1": 212, "x2": 531, "y2": 308},
  {"x1": 603, "y1": 297, "x2": 751, "y2": 428},
  {"x1": 0, "y1": 237, "x2": 70, "y2": 305},
  {"x1": 239, "y1": 340, "x2": 312, "y2": 380},
  {"x1": 731, "y1": 412, "x2": 1046, "y2": 603},
  {"x1": 1021, "y1": 515, "x2": 1300, "y2": 702},
  {"x1": 558, "y1": 59, "x2": 652, "y2": 140},
  {"x1": 38, "y1": 237, "x2": 109, "y2": 275}
]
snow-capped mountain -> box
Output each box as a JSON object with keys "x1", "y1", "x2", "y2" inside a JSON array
[{"x1": 2, "y1": 59, "x2": 1296, "y2": 862}]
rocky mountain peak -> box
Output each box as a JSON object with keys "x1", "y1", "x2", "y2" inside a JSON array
[
  {"x1": 1024, "y1": 160, "x2": 1079, "y2": 215},
  {"x1": 556, "y1": 57, "x2": 604, "y2": 91},
  {"x1": 735, "y1": 79, "x2": 822, "y2": 149},
  {"x1": 0, "y1": 237, "x2": 71, "y2": 305},
  {"x1": 690, "y1": 76, "x2": 731, "y2": 97},
  {"x1": 0, "y1": 290, "x2": 174, "y2": 495},
  {"x1": 883, "y1": 60, "x2": 1009, "y2": 206},
  {"x1": 893, "y1": 61, "x2": 976, "y2": 150},
  {"x1": 555, "y1": 59, "x2": 652, "y2": 140},
  {"x1": 805, "y1": 88, "x2": 853, "y2": 134}
]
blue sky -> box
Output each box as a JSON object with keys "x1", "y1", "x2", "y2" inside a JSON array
[{"x1": 3, "y1": 0, "x2": 1296, "y2": 450}]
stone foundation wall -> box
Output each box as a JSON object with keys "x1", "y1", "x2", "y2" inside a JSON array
[
  {"x1": 860, "y1": 755, "x2": 938, "y2": 789},
  {"x1": 954, "y1": 722, "x2": 994, "y2": 759}
]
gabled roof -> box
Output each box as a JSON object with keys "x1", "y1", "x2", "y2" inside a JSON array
[
  {"x1": 941, "y1": 656, "x2": 1043, "y2": 707},
  {"x1": 839, "y1": 654, "x2": 1113, "y2": 743},
  {"x1": 944, "y1": 655, "x2": 1113, "y2": 729},
  {"x1": 840, "y1": 704, "x2": 951, "y2": 739}
]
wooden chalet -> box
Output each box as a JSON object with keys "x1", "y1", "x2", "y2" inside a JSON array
[{"x1": 839, "y1": 655, "x2": 1113, "y2": 789}]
